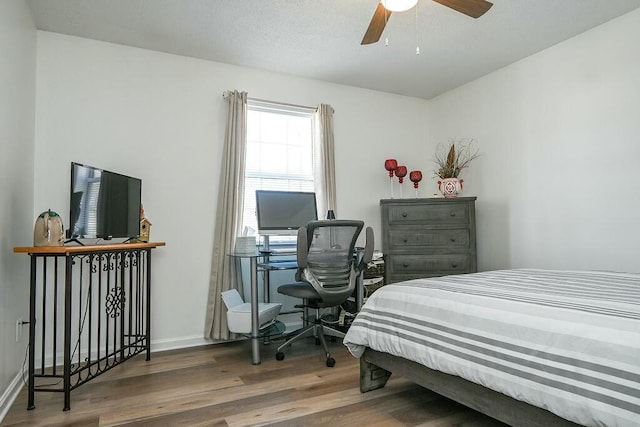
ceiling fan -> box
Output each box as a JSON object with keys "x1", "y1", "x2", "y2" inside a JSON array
[{"x1": 361, "y1": 0, "x2": 493, "y2": 45}]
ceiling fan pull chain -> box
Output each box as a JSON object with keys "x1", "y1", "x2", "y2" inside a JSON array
[
  {"x1": 385, "y1": 7, "x2": 390, "y2": 46},
  {"x1": 415, "y1": 3, "x2": 420, "y2": 55}
]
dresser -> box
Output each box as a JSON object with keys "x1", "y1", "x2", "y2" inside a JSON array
[{"x1": 380, "y1": 197, "x2": 477, "y2": 284}]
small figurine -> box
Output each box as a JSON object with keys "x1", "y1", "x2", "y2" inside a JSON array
[{"x1": 139, "y1": 205, "x2": 152, "y2": 243}]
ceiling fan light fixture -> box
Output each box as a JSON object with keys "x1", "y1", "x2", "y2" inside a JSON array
[{"x1": 381, "y1": 0, "x2": 418, "y2": 13}]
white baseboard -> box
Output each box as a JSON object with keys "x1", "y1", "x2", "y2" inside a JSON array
[
  {"x1": 150, "y1": 335, "x2": 212, "y2": 352},
  {"x1": 148, "y1": 323, "x2": 307, "y2": 353},
  {"x1": 0, "y1": 370, "x2": 26, "y2": 424}
]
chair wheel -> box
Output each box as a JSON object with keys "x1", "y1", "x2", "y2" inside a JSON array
[
  {"x1": 276, "y1": 352, "x2": 285, "y2": 361},
  {"x1": 326, "y1": 357, "x2": 336, "y2": 367}
]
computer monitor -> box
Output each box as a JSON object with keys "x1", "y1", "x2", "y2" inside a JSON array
[{"x1": 255, "y1": 190, "x2": 318, "y2": 236}]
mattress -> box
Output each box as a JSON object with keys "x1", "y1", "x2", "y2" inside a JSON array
[{"x1": 343, "y1": 269, "x2": 640, "y2": 426}]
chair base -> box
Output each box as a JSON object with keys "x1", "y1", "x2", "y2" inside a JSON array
[{"x1": 275, "y1": 308, "x2": 345, "y2": 367}]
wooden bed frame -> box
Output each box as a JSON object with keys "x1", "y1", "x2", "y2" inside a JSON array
[{"x1": 360, "y1": 348, "x2": 582, "y2": 427}]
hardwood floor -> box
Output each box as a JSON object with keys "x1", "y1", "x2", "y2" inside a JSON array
[{"x1": 2, "y1": 338, "x2": 507, "y2": 426}]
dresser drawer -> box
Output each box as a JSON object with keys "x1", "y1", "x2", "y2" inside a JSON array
[
  {"x1": 386, "y1": 254, "x2": 472, "y2": 277},
  {"x1": 386, "y1": 203, "x2": 469, "y2": 225},
  {"x1": 387, "y1": 229, "x2": 470, "y2": 251}
]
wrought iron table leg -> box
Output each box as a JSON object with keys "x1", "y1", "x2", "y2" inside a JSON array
[
  {"x1": 63, "y1": 255, "x2": 73, "y2": 411},
  {"x1": 27, "y1": 255, "x2": 37, "y2": 410}
]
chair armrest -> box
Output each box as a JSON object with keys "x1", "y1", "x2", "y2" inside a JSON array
[
  {"x1": 296, "y1": 226, "x2": 308, "y2": 269},
  {"x1": 357, "y1": 226, "x2": 374, "y2": 272}
]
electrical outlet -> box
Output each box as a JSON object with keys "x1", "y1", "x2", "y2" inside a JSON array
[{"x1": 15, "y1": 317, "x2": 23, "y2": 342}]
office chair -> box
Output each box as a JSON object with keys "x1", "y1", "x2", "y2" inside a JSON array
[{"x1": 275, "y1": 219, "x2": 374, "y2": 367}]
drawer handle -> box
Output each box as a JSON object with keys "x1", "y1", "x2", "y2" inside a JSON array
[
  {"x1": 403, "y1": 263, "x2": 409, "y2": 268},
  {"x1": 451, "y1": 263, "x2": 458, "y2": 268},
  {"x1": 403, "y1": 238, "x2": 408, "y2": 243},
  {"x1": 450, "y1": 212, "x2": 456, "y2": 217},
  {"x1": 402, "y1": 212, "x2": 408, "y2": 218},
  {"x1": 450, "y1": 238, "x2": 456, "y2": 242}
]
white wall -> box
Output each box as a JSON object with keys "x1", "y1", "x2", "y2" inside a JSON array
[
  {"x1": 427, "y1": 8, "x2": 640, "y2": 273},
  {"x1": 0, "y1": 0, "x2": 36, "y2": 419},
  {"x1": 33, "y1": 32, "x2": 429, "y2": 349},
  {"x1": 24, "y1": 3, "x2": 640, "y2": 390}
]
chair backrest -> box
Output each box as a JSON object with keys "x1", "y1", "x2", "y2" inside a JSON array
[{"x1": 296, "y1": 219, "x2": 365, "y2": 307}]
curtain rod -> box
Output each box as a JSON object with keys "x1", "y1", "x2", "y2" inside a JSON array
[
  {"x1": 248, "y1": 97, "x2": 316, "y2": 112},
  {"x1": 222, "y1": 91, "x2": 317, "y2": 112}
]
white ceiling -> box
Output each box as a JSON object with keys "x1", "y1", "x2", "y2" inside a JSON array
[{"x1": 26, "y1": 0, "x2": 640, "y2": 100}]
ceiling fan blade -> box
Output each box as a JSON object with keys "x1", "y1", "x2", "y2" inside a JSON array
[
  {"x1": 361, "y1": 2, "x2": 392, "y2": 45},
  {"x1": 432, "y1": 0, "x2": 493, "y2": 18}
]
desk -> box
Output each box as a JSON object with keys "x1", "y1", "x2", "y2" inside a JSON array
[
  {"x1": 229, "y1": 251, "x2": 365, "y2": 365},
  {"x1": 257, "y1": 258, "x2": 297, "y2": 303},
  {"x1": 228, "y1": 252, "x2": 297, "y2": 365},
  {"x1": 13, "y1": 242, "x2": 165, "y2": 411}
]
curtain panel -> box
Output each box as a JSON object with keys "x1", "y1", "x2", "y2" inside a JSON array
[
  {"x1": 204, "y1": 90, "x2": 248, "y2": 340},
  {"x1": 314, "y1": 104, "x2": 337, "y2": 218}
]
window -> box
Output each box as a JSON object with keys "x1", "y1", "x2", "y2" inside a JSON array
[
  {"x1": 72, "y1": 167, "x2": 101, "y2": 237},
  {"x1": 242, "y1": 100, "x2": 316, "y2": 241}
]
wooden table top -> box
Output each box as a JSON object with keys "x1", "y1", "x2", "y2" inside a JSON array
[{"x1": 14, "y1": 241, "x2": 166, "y2": 254}]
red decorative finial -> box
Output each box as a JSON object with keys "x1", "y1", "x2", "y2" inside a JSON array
[
  {"x1": 384, "y1": 159, "x2": 398, "y2": 177},
  {"x1": 410, "y1": 170, "x2": 422, "y2": 189},
  {"x1": 395, "y1": 165, "x2": 407, "y2": 184}
]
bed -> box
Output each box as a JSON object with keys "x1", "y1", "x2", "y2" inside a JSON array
[{"x1": 343, "y1": 269, "x2": 640, "y2": 427}]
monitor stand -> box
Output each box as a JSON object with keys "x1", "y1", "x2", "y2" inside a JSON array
[
  {"x1": 64, "y1": 237, "x2": 85, "y2": 246},
  {"x1": 259, "y1": 235, "x2": 272, "y2": 254}
]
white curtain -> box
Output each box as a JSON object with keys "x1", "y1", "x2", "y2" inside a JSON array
[
  {"x1": 204, "y1": 90, "x2": 248, "y2": 340},
  {"x1": 314, "y1": 104, "x2": 337, "y2": 218}
]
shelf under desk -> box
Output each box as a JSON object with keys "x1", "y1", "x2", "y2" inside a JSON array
[
  {"x1": 258, "y1": 260, "x2": 298, "y2": 270},
  {"x1": 257, "y1": 255, "x2": 298, "y2": 305}
]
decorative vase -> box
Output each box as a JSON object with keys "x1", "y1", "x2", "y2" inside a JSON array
[{"x1": 438, "y1": 178, "x2": 463, "y2": 198}]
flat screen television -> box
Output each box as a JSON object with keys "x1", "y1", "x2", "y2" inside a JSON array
[
  {"x1": 69, "y1": 162, "x2": 142, "y2": 240},
  {"x1": 255, "y1": 190, "x2": 318, "y2": 236}
]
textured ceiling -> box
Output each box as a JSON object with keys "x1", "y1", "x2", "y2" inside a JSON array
[{"x1": 26, "y1": 0, "x2": 640, "y2": 99}]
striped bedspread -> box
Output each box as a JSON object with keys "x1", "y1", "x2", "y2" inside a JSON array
[{"x1": 343, "y1": 269, "x2": 640, "y2": 427}]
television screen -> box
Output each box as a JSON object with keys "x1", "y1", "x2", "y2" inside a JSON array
[
  {"x1": 69, "y1": 162, "x2": 142, "y2": 240},
  {"x1": 255, "y1": 190, "x2": 318, "y2": 236}
]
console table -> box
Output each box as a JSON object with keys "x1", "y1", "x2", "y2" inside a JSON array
[{"x1": 13, "y1": 242, "x2": 165, "y2": 411}]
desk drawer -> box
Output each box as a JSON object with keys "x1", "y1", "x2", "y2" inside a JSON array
[
  {"x1": 387, "y1": 229, "x2": 470, "y2": 251},
  {"x1": 387, "y1": 203, "x2": 469, "y2": 225}
]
